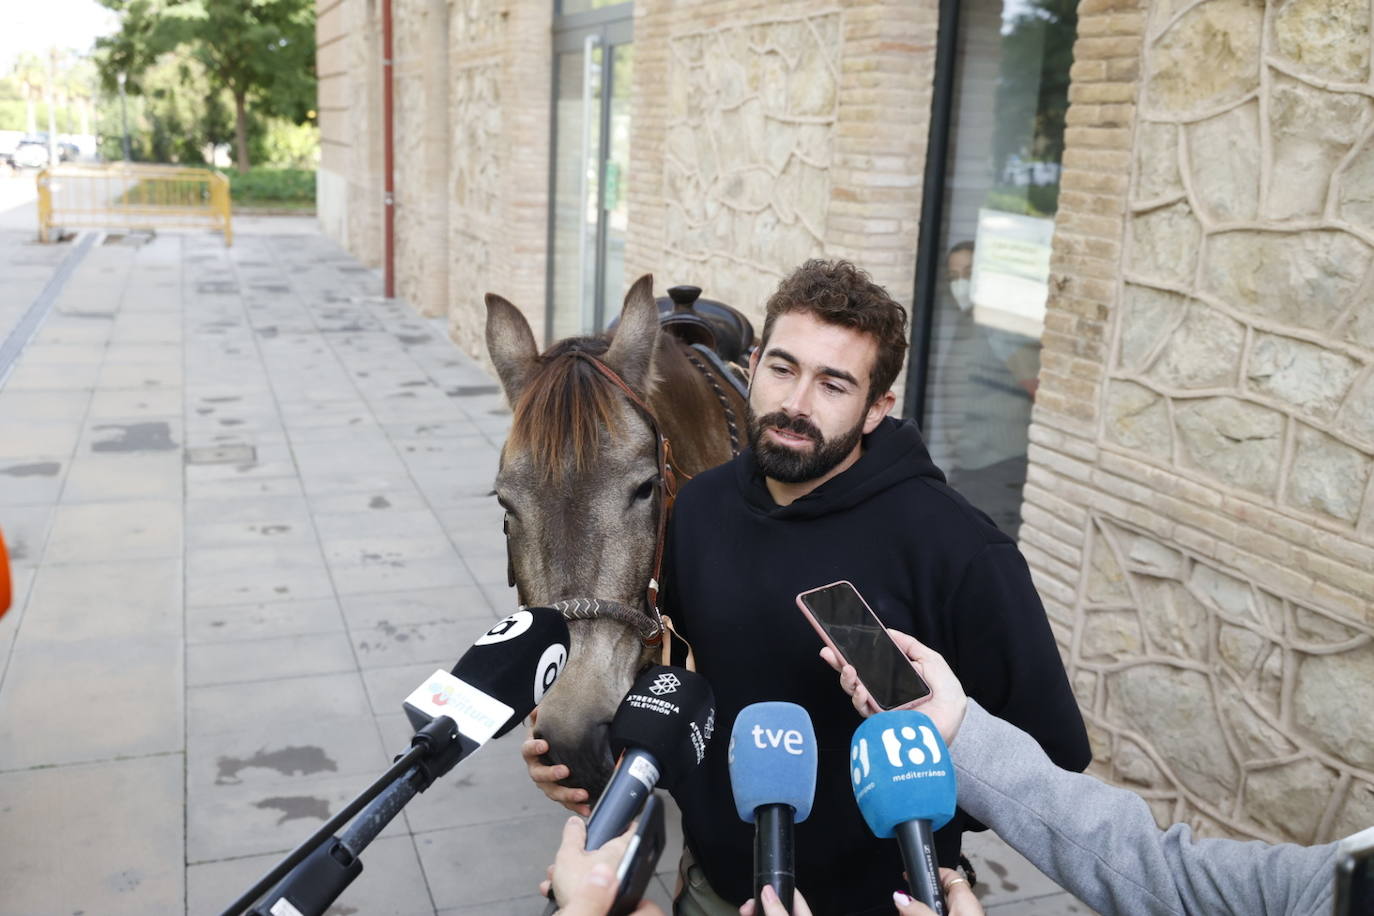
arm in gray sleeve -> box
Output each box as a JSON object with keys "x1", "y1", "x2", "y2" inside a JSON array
[{"x1": 952, "y1": 700, "x2": 1337, "y2": 916}]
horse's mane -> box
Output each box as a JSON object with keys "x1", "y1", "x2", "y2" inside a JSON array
[{"x1": 507, "y1": 337, "x2": 636, "y2": 482}]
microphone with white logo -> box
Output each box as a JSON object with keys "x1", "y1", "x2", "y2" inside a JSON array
[
  {"x1": 728, "y1": 702, "x2": 816, "y2": 914},
  {"x1": 850, "y1": 710, "x2": 957, "y2": 916},
  {"x1": 584, "y1": 665, "x2": 716, "y2": 850},
  {"x1": 228, "y1": 608, "x2": 571, "y2": 916}
]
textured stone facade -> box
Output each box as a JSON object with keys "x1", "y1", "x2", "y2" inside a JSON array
[
  {"x1": 1024, "y1": 0, "x2": 1374, "y2": 845},
  {"x1": 625, "y1": 0, "x2": 937, "y2": 359}
]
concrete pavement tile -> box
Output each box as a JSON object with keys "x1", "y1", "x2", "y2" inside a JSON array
[
  {"x1": 61, "y1": 451, "x2": 184, "y2": 502},
  {"x1": 433, "y1": 501, "x2": 507, "y2": 558},
  {"x1": 479, "y1": 582, "x2": 519, "y2": 617},
  {"x1": 0, "y1": 566, "x2": 34, "y2": 683},
  {"x1": 185, "y1": 492, "x2": 311, "y2": 527},
  {"x1": 0, "y1": 754, "x2": 184, "y2": 916},
  {"x1": 399, "y1": 445, "x2": 500, "y2": 480},
  {"x1": 187, "y1": 596, "x2": 344, "y2": 644},
  {"x1": 287, "y1": 424, "x2": 392, "y2": 446},
  {"x1": 329, "y1": 553, "x2": 475, "y2": 597},
  {"x1": 983, "y1": 893, "x2": 1093, "y2": 913},
  {"x1": 97, "y1": 359, "x2": 185, "y2": 390},
  {"x1": 109, "y1": 316, "x2": 182, "y2": 345},
  {"x1": 314, "y1": 508, "x2": 448, "y2": 543},
  {"x1": 409, "y1": 470, "x2": 503, "y2": 507},
  {"x1": 187, "y1": 767, "x2": 411, "y2": 863},
  {"x1": 0, "y1": 456, "x2": 67, "y2": 505},
  {"x1": 463, "y1": 553, "x2": 514, "y2": 588},
  {"x1": 371, "y1": 715, "x2": 566, "y2": 835},
  {"x1": 0, "y1": 635, "x2": 182, "y2": 768},
  {"x1": 186, "y1": 507, "x2": 318, "y2": 551},
  {"x1": 44, "y1": 499, "x2": 182, "y2": 564},
  {"x1": 437, "y1": 894, "x2": 552, "y2": 915},
  {"x1": 413, "y1": 811, "x2": 570, "y2": 910},
  {"x1": 188, "y1": 671, "x2": 369, "y2": 738},
  {"x1": 0, "y1": 389, "x2": 91, "y2": 421},
  {"x1": 381, "y1": 420, "x2": 490, "y2": 441},
  {"x1": 3, "y1": 360, "x2": 103, "y2": 390},
  {"x1": 308, "y1": 486, "x2": 429, "y2": 515},
  {"x1": 32, "y1": 319, "x2": 113, "y2": 346},
  {"x1": 185, "y1": 543, "x2": 333, "y2": 607},
  {"x1": 187, "y1": 713, "x2": 389, "y2": 794},
  {"x1": 0, "y1": 504, "x2": 52, "y2": 566},
  {"x1": 360, "y1": 662, "x2": 441, "y2": 715},
  {"x1": 188, "y1": 631, "x2": 357, "y2": 686},
  {"x1": 300, "y1": 468, "x2": 422, "y2": 498},
  {"x1": 964, "y1": 829, "x2": 1088, "y2": 911},
  {"x1": 187, "y1": 835, "x2": 434, "y2": 916},
  {"x1": 0, "y1": 419, "x2": 84, "y2": 458},
  {"x1": 102, "y1": 343, "x2": 182, "y2": 365},
  {"x1": 86, "y1": 387, "x2": 182, "y2": 419},
  {"x1": 21, "y1": 557, "x2": 180, "y2": 641},
  {"x1": 292, "y1": 439, "x2": 408, "y2": 478},
  {"x1": 79, "y1": 415, "x2": 183, "y2": 454},
  {"x1": 184, "y1": 440, "x2": 297, "y2": 483},
  {"x1": 341, "y1": 586, "x2": 496, "y2": 671},
  {"x1": 16, "y1": 343, "x2": 108, "y2": 366},
  {"x1": 185, "y1": 473, "x2": 304, "y2": 502}
]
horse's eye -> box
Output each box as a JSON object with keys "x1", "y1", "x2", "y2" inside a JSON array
[{"x1": 633, "y1": 477, "x2": 657, "y2": 502}]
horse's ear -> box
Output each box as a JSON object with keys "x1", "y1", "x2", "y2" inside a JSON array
[
  {"x1": 605, "y1": 274, "x2": 660, "y2": 393},
  {"x1": 485, "y1": 293, "x2": 539, "y2": 406}
]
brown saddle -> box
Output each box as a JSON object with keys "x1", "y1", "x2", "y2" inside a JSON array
[{"x1": 653, "y1": 285, "x2": 756, "y2": 366}]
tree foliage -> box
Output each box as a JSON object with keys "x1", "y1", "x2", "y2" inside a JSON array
[{"x1": 95, "y1": 0, "x2": 315, "y2": 171}]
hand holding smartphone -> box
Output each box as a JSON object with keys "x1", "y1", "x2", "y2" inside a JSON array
[{"x1": 796, "y1": 580, "x2": 930, "y2": 714}]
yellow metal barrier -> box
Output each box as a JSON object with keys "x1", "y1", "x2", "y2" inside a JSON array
[{"x1": 36, "y1": 162, "x2": 233, "y2": 246}]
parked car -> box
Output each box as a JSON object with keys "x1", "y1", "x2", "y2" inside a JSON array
[{"x1": 12, "y1": 140, "x2": 50, "y2": 169}]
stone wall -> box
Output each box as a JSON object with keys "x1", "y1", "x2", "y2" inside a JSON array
[
  {"x1": 316, "y1": 0, "x2": 349, "y2": 243},
  {"x1": 443, "y1": 0, "x2": 552, "y2": 358},
  {"x1": 624, "y1": 0, "x2": 937, "y2": 353},
  {"x1": 1023, "y1": 0, "x2": 1374, "y2": 844}
]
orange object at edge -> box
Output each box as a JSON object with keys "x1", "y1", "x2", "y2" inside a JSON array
[{"x1": 0, "y1": 526, "x2": 11, "y2": 616}]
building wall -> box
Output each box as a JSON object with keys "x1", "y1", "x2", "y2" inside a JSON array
[
  {"x1": 394, "y1": 0, "x2": 451, "y2": 318},
  {"x1": 1024, "y1": 0, "x2": 1374, "y2": 845},
  {"x1": 316, "y1": 0, "x2": 350, "y2": 243},
  {"x1": 443, "y1": 0, "x2": 552, "y2": 357},
  {"x1": 624, "y1": 0, "x2": 938, "y2": 355}
]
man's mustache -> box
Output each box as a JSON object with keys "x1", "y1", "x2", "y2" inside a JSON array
[{"x1": 757, "y1": 411, "x2": 822, "y2": 443}]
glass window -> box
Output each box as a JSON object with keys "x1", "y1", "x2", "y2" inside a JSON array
[{"x1": 923, "y1": 0, "x2": 1076, "y2": 539}]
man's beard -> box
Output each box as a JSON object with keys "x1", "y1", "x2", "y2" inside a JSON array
[{"x1": 748, "y1": 408, "x2": 866, "y2": 484}]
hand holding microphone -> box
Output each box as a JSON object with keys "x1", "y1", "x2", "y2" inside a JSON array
[
  {"x1": 728, "y1": 702, "x2": 817, "y2": 914},
  {"x1": 850, "y1": 710, "x2": 957, "y2": 916}
]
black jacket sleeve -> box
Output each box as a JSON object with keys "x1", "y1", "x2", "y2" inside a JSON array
[{"x1": 948, "y1": 543, "x2": 1091, "y2": 773}]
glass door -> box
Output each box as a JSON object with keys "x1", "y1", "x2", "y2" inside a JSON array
[{"x1": 548, "y1": 6, "x2": 633, "y2": 342}]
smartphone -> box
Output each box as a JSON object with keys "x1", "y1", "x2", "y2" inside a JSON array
[
  {"x1": 796, "y1": 580, "x2": 931, "y2": 713},
  {"x1": 1335, "y1": 825, "x2": 1374, "y2": 916},
  {"x1": 608, "y1": 793, "x2": 667, "y2": 916}
]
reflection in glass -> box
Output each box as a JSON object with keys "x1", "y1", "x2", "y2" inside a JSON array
[
  {"x1": 924, "y1": 0, "x2": 1076, "y2": 539},
  {"x1": 601, "y1": 43, "x2": 633, "y2": 326},
  {"x1": 550, "y1": 43, "x2": 602, "y2": 341},
  {"x1": 559, "y1": 0, "x2": 631, "y2": 15}
]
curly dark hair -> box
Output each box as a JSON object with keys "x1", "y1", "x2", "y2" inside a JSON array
[{"x1": 761, "y1": 259, "x2": 909, "y2": 404}]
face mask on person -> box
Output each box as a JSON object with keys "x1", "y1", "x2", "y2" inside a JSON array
[{"x1": 949, "y1": 278, "x2": 972, "y2": 313}]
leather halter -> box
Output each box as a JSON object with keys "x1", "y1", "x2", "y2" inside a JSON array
[{"x1": 567, "y1": 351, "x2": 686, "y2": 646}]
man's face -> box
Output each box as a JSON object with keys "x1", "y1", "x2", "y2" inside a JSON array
[{"x1": 747, "y1": 311, "x2": 894, "y2": 485}]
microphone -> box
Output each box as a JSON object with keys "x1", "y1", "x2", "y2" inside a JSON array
[
  {"x1": 403, "y1": 607, "x2": 571, "y2": 767},
  {"x1": 584, "y1": 665, "x2": 716, "y2": 850},
  {"x1": 728, "y1": 702, "x2": 816, "y2": 914},
  {"x1": 850, "y1": 711, "x2": 957, "y2": 915},
  {"x1": 0, "y1": 526, "x2": 11, "y2": 618}
]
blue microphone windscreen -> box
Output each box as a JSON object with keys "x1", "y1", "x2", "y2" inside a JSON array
[
  {"x1": 850, "y1": 710, "x2": 956, "y2": 837},
  {"x1": 728, "y1": 702, "x2": 817, "y2": 824}
]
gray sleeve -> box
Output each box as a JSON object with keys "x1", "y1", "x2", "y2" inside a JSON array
[{"x1": 952, "y1": 700, "x2": 1337, "y2": 915}]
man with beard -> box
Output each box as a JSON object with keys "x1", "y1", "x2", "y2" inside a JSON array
[{"x1": 524, "y1": 260, "x2": 1089, "y2": 916}]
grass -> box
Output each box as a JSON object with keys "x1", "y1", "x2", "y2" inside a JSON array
[{"x1": 229, "y1": 167, "x2": 315, "y2": 209}]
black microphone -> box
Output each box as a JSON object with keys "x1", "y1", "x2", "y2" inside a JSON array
[
  {"x1": 584, "y1": 665, "x2": 716, "y2": 850},
  {"x1": 403, "y1": 607, "x2": 571, "y2": 766},
  {"x1": 231, "y1": 607, "x2": 570, "y2": 916}
]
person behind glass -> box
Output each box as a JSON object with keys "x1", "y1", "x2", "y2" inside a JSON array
[
  {"x1": 933, "y1": 240, "x2": 1040, "y2": 537},
  {"x1": 526, "y1": 258, "x2": 1089, "y2": 915},
  {"x1": 821, "y1": 631, "x2": 1344, "y2": 916}
]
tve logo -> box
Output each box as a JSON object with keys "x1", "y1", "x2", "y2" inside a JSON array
[{"x1": 728, "y1": 702, "x2": 817, "y2": 824}]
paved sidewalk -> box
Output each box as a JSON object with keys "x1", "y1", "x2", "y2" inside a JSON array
[{"x1": 0, "y1": 202, "x2": 1090, "y2": 915}]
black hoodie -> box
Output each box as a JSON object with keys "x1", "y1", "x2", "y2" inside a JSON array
[{"x1": 662, "y1": 416, "x2": 1090, "y2": 916}]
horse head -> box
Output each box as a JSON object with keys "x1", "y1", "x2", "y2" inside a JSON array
[{"x1": 485, "y1": 275, "x2": 666, "y2": 796}]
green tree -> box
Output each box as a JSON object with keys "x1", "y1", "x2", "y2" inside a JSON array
[{"x1": 96, "y1": 0, "x2": 315, "y2": 172}]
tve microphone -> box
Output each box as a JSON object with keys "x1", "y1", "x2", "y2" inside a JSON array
[
  {"x1": 850, "y1": 711, "x2": 957, "y2": 916},
  {"x1": 728, "y1": 702, "x2": 816, "y2": 914},
  {"x1": 584, "y1": 665, "x2": 716, "y2": 850},
  {"x1": 403, "y1": 607, "x2": 571, "y2": 760}
]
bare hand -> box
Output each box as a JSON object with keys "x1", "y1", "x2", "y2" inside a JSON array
[
  {"x1": 739, "y1": 884, "x2": 814, "y2": 916},
  {"x1": 539, "y1": 816, "x2": 664, "y2": 915},
  {"x1": 819, "y1": 629, "x2": 968, "y2": 744},
  {"x1": 894, "y1": 868, "x2": 983, "y2": 915},
  {"x1": 522, "y1": 712, "x2": 592, "y2": 815}
]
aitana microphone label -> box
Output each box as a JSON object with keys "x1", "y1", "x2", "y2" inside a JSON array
[{"x1": 405, "y1": 669, "x2": 515, "y2": 745}]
